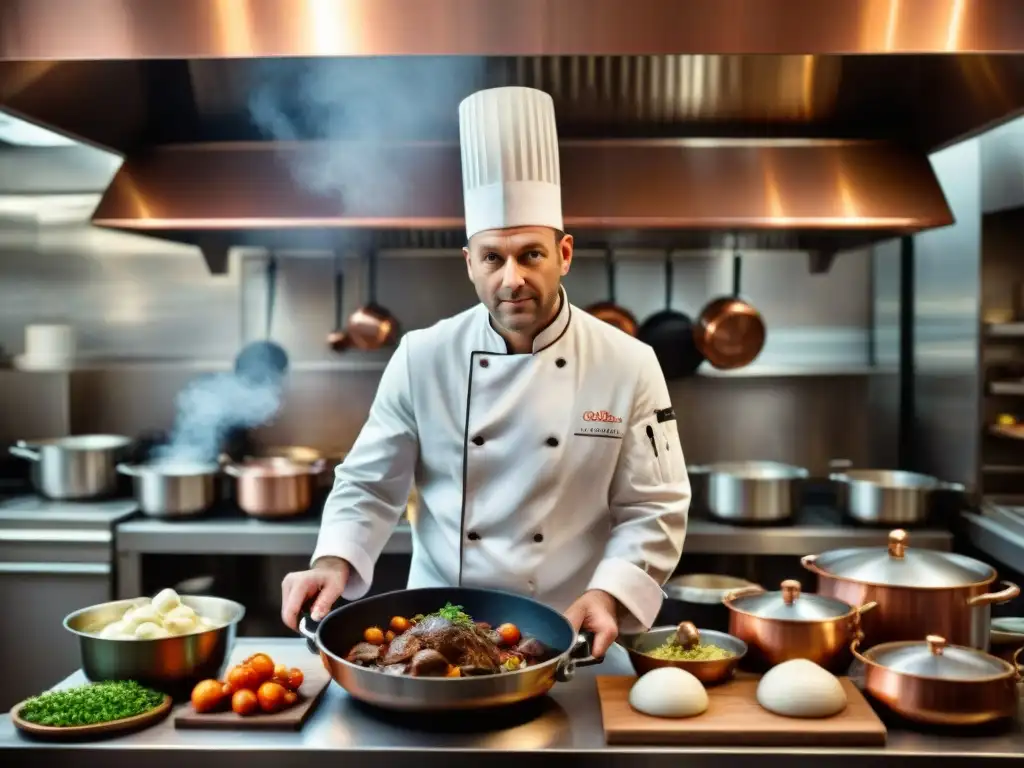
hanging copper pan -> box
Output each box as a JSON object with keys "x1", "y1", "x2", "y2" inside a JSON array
[
  {"x1": 346, "y1": 248, "x2": 400, "y2": 351},
  {"x1": 585, "y1": 249, "x2": 637, "y2": 336},
  {"x1": 694, "y1": 251, "x2": 766, "y2": 370}
]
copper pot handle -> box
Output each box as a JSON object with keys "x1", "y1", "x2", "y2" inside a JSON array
[
  {"x1": 1013, "y1": 645, "x2": 1024, "y2": 682},
  {"x1": 722, "y1": 585, "x2": 765, "y2": 604},
  {"x1": 849, "y1": 630, "x2": 868, "y2": 664},
  {"x1": 966, "y1": 581, "x2": 1020, "y2": 607}
]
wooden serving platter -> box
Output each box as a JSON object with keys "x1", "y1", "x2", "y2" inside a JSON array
[
  {"x1": 174, "y1": 653, "x2": 331, "y2": 731},
  {"x1": 596, "y1": 675, "x2": 887, "y2": 747},
  {"x1": 11, "y1": 695, "x2": 172, "y2": 740}
]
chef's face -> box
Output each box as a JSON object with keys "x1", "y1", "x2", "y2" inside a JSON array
[{"x1": 464, "y1": 226, "x2": 574, "y2": 338}]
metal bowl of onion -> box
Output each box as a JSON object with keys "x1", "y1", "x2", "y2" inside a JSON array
[
  {"x1": 63, "y1": 592, "x2": 245, "y2": 695},
  {"x1": 617, "y1": 621, "x2": 747, "y2": 685}
]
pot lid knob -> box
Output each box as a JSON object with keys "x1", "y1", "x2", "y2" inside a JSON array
[
  {"x1": 887, "y1": 529, "x2": 908, "y2": 559},
  {"x1": 675, "y1": 621, "x2": 700, "y2": 649},
  {"x1": 926, "y1": 635, "x2": 947, "y2": 655},
  {"x1": 780, "y1": 579, "x2": 801, "y2": 605}
]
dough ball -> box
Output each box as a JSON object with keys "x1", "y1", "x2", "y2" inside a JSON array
[
  {"x1": 134, "y1": 621, "x2": 172, "y2": 640},
  {"x1": 757, "y1": 658, "x2": 847, "y2": 718},
  {"x1": 163, "y1": 603, "x2": 197, "y2": 622},
  {"x1": 152, "y1": 588, "x2": 181, "y2": 615},
  {"x1": 99, "y1": 619, "x2": 132, "y2": 639},
  {"x1": 163, "y1": 615, "x2": 197, "y2": 636},
  {"x1": 628, "y1": 667, "x2": 709, "y2": 718},
  {"x1": 123, "y1": 604, "x2": 161, "y2": 629}
]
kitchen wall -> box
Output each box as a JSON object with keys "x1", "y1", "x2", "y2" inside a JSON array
[{"x1": 0, "y1": 221, "x2": 875, "y2": 472}]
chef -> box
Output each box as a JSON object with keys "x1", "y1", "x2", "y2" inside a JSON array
[{"x1": 281, "y1": 86, "x2": 690, "y2": 657}]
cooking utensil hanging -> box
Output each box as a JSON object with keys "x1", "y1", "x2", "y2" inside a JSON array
[
  {"x1": 326, "y1": 253, "x2": 351, "y2": 353},
  {"x1": 346, "y1": 248, "x2": 400, "y2": 351},
  {"x1": 694, "y1": 250, "x2": 766, "y2": 370},
  {"x1": 585, "y1": 249, "x2": 638, "y2": 336},
  {"x1": 637, "y1": 252, "x2": 705, "y2": 379},
  {"x1": 235, "y1": 256, "x2": 289, "y2": 382}
]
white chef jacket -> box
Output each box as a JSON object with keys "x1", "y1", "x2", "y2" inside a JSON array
[{"x1": 311, "y1": 287, "x2": 690, "y2": 633}]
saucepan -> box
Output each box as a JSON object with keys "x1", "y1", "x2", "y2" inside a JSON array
[
  {"x1": 852, "y1": 633, "x2": 1023, "y2": 727},
  {"x1": 297, "y1": 586, "x2": 601, "y2": 712},
  {"x1": 10, "y1": 434, "x2": 132, "y2": 500}
]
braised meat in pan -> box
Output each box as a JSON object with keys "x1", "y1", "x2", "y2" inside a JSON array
[{"x1": 345, "y1": 602, "x2": 551, "y2": 677}]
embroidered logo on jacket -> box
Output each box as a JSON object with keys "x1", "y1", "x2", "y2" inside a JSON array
[{"x1": 575, "y1": 410, "x2": 625, "y2": 439}]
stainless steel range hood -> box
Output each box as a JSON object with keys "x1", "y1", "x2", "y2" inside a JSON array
[{"x1": 4, "y1": 0, "x2": 1024, "y2": 271}]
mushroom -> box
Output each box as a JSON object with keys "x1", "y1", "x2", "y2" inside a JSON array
[{"x1": 674, "y1": 621, "x2": 700, "y2": 649}]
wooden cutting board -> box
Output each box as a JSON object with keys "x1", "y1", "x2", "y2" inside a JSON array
[
  {"x1": 596, "y1": 675, "x2": 887, "y2": 747},
  {"x1": 174, "y1": 652, "x2": 331, "y2": 731}
]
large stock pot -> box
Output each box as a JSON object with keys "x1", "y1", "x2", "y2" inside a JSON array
[{"x1": 802, "y1": 529, "x2": 1018, "y2": 649}]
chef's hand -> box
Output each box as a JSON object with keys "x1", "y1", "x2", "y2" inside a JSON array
[
  {"x1": 564, "y1": 588, "x2": 619, "y2": 658},
  {"x1": 280, "y1": 557, "x2": 350, "y2": 631}
]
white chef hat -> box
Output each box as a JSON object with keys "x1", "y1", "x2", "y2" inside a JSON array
[{"x1": 458, "y1": 86, "x2": 563, "y2": 239}]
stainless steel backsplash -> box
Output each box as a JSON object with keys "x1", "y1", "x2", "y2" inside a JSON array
[{"x1": 0, "y1": 223, "x2": 874, "y2": 469}]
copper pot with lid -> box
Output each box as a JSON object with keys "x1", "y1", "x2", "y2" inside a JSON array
[
  {"x1": 852, "y1": 634, "x2": 1023, "y2": 726},
  {"x1": 224, "y1": 458, "x2": 325, "y2": 518},
  {"x1": 802, "y1": 529, "x2": 1020, "y2": 649},
  {"x1": 723, "y1": 579, "x2": 876, "y2": 673}
]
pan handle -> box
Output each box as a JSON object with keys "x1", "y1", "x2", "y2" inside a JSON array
[
  {"x1": 297, "y1": 614, "x2": 321, "y2": 655},
  {"x1": 9, "y1": 444, "x2": 39, "y2": 461},
  {"x1": 731, "y1": 250, "x2": 742, "y2": 297},
  {"x1": 967, "y1": 581, "x2": 1020, "y2": 607},
  {"x1": 555, "y1": 631, "x2": 602, "y2": 683}
]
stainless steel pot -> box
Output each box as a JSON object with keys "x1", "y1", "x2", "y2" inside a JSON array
[
  {"x1": 852, "y1": 634, "x2": 1022, "y2": 727},
  {"x1": 705, "y1": 461, "x2": 809, "y2": 523},
  {"x1": 657, "y1": 573, "x2": 759, "y2": 632},
  {"x1": 63, "y1": 594, "x2": 245, "y2": 695},
  {"x1": 117, "y1": 462, "x2": 220, "y2": 518},
  {"x1": 723, "y1": 579, "x2": 876, "y2": 672},
  {"x1": 802, "y1": 529, "x2": 1019, "y2": 649},
  {"x1": 9, "y1": 434, "x2": 132, "y2": 500},
  {"x1": 830, "y1": 467, "x2": 966, "y2": 525}
]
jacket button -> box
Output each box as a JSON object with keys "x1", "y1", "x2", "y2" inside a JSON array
[
  {"x1": 545, "y1": 436, "x2": 559, "y2": 447},
  {"x1": 533, "y1": 533, "x2": 544, "y2": 543},
  {"x1": 467, "y1": 531, "x2": 480, "y2": 541},
  {"x1": 479, "y1": 358, "x2": 489, "y2": 368},
  {"x1": 555, "y1": 358, "x2": 566, "y2": 368},
  {"x1": 472, "y1": 436, "x2": 485, "y2": 446}
]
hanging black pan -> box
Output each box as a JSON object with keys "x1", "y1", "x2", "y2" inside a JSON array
[
  {"x1": 585, "y1": 248, "x2": 638, "y2": 336},
  {"x1": 297, "y1": 586, "x2": 600, "y2": 712},
  {"x1": 637, "y1": 253, "x2": 705, "y2": 379}
]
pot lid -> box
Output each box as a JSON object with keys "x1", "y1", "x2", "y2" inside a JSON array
[
  {"x1": 810, "y1": 530, "x2": 994, "y2": 587},
  {"x1": 664, "y1": 574, "x2": 758, "y2": 604},
  {"x1": 728, "y1": 580, "x2": 851, "y2": 621},
  {"x1": 867, "y1": 635, "x2": 1011, "y2": 680}
]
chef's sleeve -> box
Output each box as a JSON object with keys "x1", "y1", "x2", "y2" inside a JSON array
[
  {"x1": 587, "y1": 346, "x2": 690, "y2": 634},
  {"x1": 310, "y1": 337, "x2": 418, "y2": 600}
]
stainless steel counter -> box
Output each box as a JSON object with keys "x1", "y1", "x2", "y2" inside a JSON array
[
  {"x1": 114, "y1": 510, "x2": 954, "y2": 597},
  {"x1": 964, "y1": 505, "x2": 1024, "y2": 574},
  {"x1": 0, "y1": 638, "x2": 1019, "y2": 768}
]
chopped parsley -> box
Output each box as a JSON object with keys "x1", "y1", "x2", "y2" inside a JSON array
[
  {"x1": 18, "y1": 680, "x2": 165, "y2": 727},
  {"x1": 431, "y1": 602, "x2": 474, "y2": 626}
]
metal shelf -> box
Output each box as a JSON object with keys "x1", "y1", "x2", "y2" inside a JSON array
[
  {"x1": 985, "y1": 322, "x2": 1024, "y2": 338},
  {"x1": 990, "y1": 380, "x2": 1024, "y2": 395}
]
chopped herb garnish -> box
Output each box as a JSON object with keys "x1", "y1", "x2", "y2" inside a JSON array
[
  {"x1": 431, "y1": 602, "x2": 473, "y2": 626},
  {"x1": 18, "y1": 680, "x2": 165, "y2": 727}
]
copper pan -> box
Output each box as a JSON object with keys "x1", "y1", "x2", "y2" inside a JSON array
[
  {"x1": 722, "y1": 579, "x2": 876, "y2": 673},
  {"x1": 585, "y1": 249, "x2": 637, "y2": 336},
  {"x1": 694, "y1": 251, "x2": 766, "y2": 370},
  {"x1": 326, "y1": 253, "x2": 351, "y2": 353},
  {"x1": 852, "y1": 634, "x2": 1023, "y2": 727},
  {"x1": 347, "y1": 249, "x2": 399, "y2": 351}
]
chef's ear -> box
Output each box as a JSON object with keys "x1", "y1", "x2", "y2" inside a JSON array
[
  {"x1": 462, "y1": 246, "x2": 473, "y2": 281},
  {"x1": 558, "y1": 233, "x2": 574, "y2": 276}
]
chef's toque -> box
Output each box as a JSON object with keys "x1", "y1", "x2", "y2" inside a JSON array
[{"x1": 458, "y1": 86, "x2": 563, "y2": 239}]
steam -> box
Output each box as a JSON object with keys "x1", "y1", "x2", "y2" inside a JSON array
[
  {"x1": 152, "y1": 372, "x2": 282, "y2": 466},
  {"x1": 246, "y1": 57, "x2": 486, "y2": 212}
]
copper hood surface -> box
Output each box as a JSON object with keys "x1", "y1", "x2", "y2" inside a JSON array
[
  {"x1": 90, "y1": 139, "x2": 953, "y2": 253},
  {"x1": 4, "y1": 0, "x2": 1024, "y2": 266}
]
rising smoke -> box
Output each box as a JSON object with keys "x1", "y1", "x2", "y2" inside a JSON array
[
  {"x1": 246, "y1": 57, "x2": 486, "y2": 211},
  {"x1": 153, "y1": 372, "x2": 282, "y2": 465}
]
